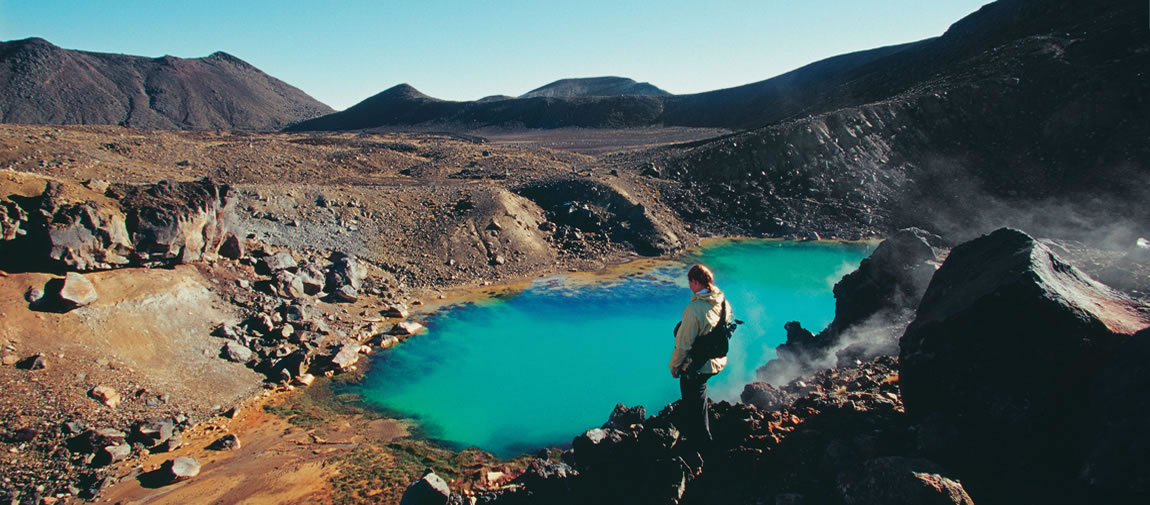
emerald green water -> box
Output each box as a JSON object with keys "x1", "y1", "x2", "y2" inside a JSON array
[{"x1": 352, "y1": 240, "x2": 871, "y2": 457}]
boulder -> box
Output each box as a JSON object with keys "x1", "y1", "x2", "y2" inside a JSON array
[
  {"x1": 383, "y1": 303, "x2": 409, "y2": 319},
  {"x1": 1081, "y1": 327, "x2": 1150, "y2": 503},
  {"x1": 163, "y1": 456, "x2": 201, "y2": 482},
  {"x1": 829, "y1": 228, "x2": 944, "y2": 334},
  {"x1": 292, "y1": 373, "x2": 316, "y2": 386},
  {"x1": 208, "y1": 434, "x2": 241, "y2": 451},
  {"x1": 100, "y1": 442, "x2": 132, "y2": 465},
  {"x1": 132, "y1": 418, "x2": 175, "y2": 448},
  {"x1": 740, "y1": 382, "x2": 787, "y2": 411},
  {"x1": 512, "y1": 459, "x2": 578, "y2": 499},
  {"x1": 154, "y1": 433, "x2": 183, "y2": 453},
  {"x1": 601, "y1": 403, "x2": 646, "y2": 430},
  {"x1": 759, "y1": 228, "x2": 946, "y2": 385},
  {"x1": 332, "y1": 284, "x2": 358, "y2": 303},
  {"x1": 58, "y1": 272, "x2": 99, "y2": 309},
  {"x1": 899, "y1": 228, "x2": 1150, "y2": 503},
  {"x1": 259, "y1": 252, "x2": 298, "y2": 274},
  {"x1": 389, "y1": 321, "x2": 425, "y2": 336},
  {"x1": 273, "y1": 270, "x2": 305, "y2": 299},
  {"x1": 295, "y1": 261, "x2": 326, "y2": 295},
  {"x1": 326, "y1": 252, "x2": 366, "y2": 291},
  {"x1": 377, "y1": 335, "x2": 400, "y2": 349},
  {"x1": 89, "y1": 386, "x2": 121, "y2": 408},
  {"x1": 836, "y1": 457, "x2": 973, "y2": 505},
  {"x1": 399, "y1": 469, "x2": 451, "y2": 505},
  {"x1": 217, "y1": 233, "x2": 244, "y2": 259},
  {"x1": 222, "y1": 341, "x2": 253, "y2": 363},
  {"x1": 18, "y1": 353, "x2": 47, "y2": 370},
  {"x1": 330, "y1": 343, "x2": 360, "y2": 371},
  {"x1": 69, "y1": 428, "x2": 127, "y2": 454},
  {"x1": 1, "y1": 353, "x2": 18, "y2": 366}
]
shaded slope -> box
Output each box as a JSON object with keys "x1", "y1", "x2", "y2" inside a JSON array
[
  {"x1": 0, "y1": 37, "x2": 332, "y2": 130},
  {"x1": 626, "y1": 0, "x2": 1149, "y2": 242}
]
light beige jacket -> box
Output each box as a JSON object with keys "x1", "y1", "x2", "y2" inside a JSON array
[{"x1": 669, "y1": 289, "x2": 731, "y2": 375}]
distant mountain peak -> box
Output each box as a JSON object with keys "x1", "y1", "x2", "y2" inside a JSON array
[
  {"x1": 0, "y1": 37, "x2": 333, "y2": 130},
  {"x1": 521, "y1": 76, "x2": 670, "y2": 98}
]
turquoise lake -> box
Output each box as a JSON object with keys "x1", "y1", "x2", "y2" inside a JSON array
[{"x1": 351, "y1": 240, "x2": 872, "y2": 458}]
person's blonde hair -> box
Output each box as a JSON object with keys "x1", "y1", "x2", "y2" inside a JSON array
[{"x1": 688, "y1": 264, "x2": 715, "y2": 290}]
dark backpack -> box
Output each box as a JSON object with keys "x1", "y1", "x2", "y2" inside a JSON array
[{"x1": 675, "y1": 299, "x2": 739, "y2": 366}]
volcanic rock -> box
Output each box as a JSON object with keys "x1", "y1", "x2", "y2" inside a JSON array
[
  {"x1": 601, "y1": 403, "x2": 645, "y2": 430},
  {"x1": 760, "y1": 228, "x2": 946, "y2": 385},
  {"x1": 389, "y1": 321, "x2": 424, "y2": 336},
  {"x1": 89, "y1": 386, "x2": 120, "y2": 408},
  {"x1": 331, "y1": 284, "x2": 358, "y2": 303},
  {"x1": 295, "y1": 261, "x2": 326, "y2": 295},
  {"x1": 259, "y1": 252, "x2": 297, "y2": 274},
  {"x1": 273, "y1": 270, "x2": 305, "y2": 299},
  {"x1": 383, "y1": 303, "x2": 409, "y2": 318},
  {"x1": 217, "y1": 233, "x2": 244, "y2": 259},
  {"x1": 512, "y1": 459, "x2": 579, "y2": 499},
  {"x1": 740, "y1": 382, "x2": 787, "y2": 411},
  {"x1": 222, "y1": 341, "x2": 253, "y2": 363},
  {"x1": 116, "y1": 178, "x2": 235, "y2": 267},
  {"x1": 1079, "y1": 327, "x2": 1150, "y2": 503},
  {"x1": 400, "y1": 469, "x2": 452, "y2": 505},
  {"x1": 100, "y1": 443, "x2": 132, "y2": 465},
  {"x1": 208, "y1": 434, "x2": 241, "y2": 451},
  {"x1": 163, "y1": 457, "x2": 201, "y2": 482},
  {"x1": 132, "y1": 418, "x2": 175, "y2": 449},
  {"x1": 18, "y1": 353, "x2": 47, "y2": 370},
  {"x1": 330, "y1": 343, "x2": 360, "y2": 371},
  {"x1": 69, "y1": 428, "x2": 127, "y2": 454},
  {"x1": 1, "y1": 353, "x2": 17, "y2": 366},
  {"x1": 326, "y1": 252, "x2": 365, "y2": 291},
  {"x1": 899, "y1": 228, "x2": 1150, "y2": 504},
  {"x1": 58, "y1": 272, "x2": 98, "y2": 309},
  {"x1": 836, "y1": 457, "x2": 974, "y2": 505},
  {"x1": 38, "y1": 183, "x2": 133, "y2": 271},
  {"x1": 0, "y1": 198, "x2": 28, "y2": 241}
]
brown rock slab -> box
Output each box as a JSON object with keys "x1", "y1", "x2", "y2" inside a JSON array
[
  {"x1": 89, "y1": 385, "x2": 121, "y2": 408},
  {"x1": 58, "y1": 272, "x2": 98, "y2": 309}
]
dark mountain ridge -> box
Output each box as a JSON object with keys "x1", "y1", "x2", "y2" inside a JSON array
[
  {"x1": 520, "y1": 76, "x2": 669, "y2": 98},
  {"x1": 635, "y1": 0, "x2": 1148, "y2": 246},
  {"x1": 0, "y1": 37, "x2": 332, "y2": 131}
]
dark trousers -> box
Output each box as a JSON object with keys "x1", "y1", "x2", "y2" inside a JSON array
[{"x1": 679, "y1": 371, "x2": 715, "y2": 448}]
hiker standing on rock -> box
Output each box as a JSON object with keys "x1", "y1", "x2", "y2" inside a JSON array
[{"x1": 670, "y1": 264, "x2": 733, "y2": 451}]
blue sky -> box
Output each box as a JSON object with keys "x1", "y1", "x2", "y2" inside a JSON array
[{"x1": 1, "y1": 1, "x2": 990, "y2": 110}]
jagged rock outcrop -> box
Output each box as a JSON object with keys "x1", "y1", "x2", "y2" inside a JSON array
[
  {"x1": 0, "y1": 176, "x2": 237, "y2": 272},
  {"x1": 899, "y1": 228, "x2": 1150, "y2": 505},
  {"x1": 400, "y1": 470, "x2": 454, "y2": 505},
  {"x1": 113, "y1": 178, "x2": 235, "y2": 267},
  {"x1": 480, "y1": 357, "x2": 956, "y2": 505},
  {"x1": 758, "y1": 228, "x2": 946, "y2": 385},
  {"x1": 38, "y1": 181, "x2": 133, "y2": 270}
]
